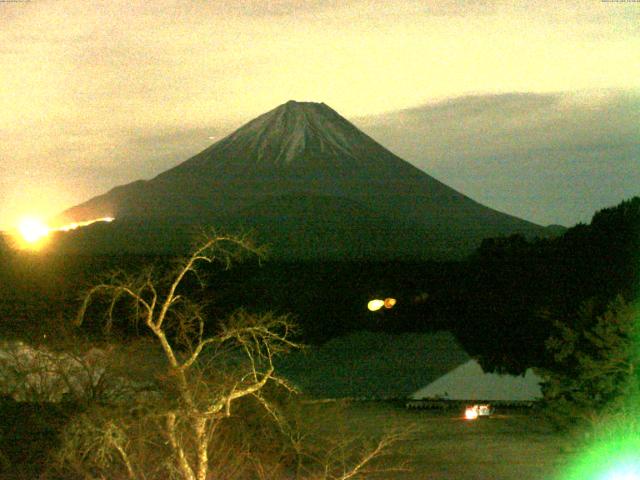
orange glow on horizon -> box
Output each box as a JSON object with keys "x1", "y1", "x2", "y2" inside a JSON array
[{"x1": 12, "y1": 216, "x2": 115, "y2": 250}]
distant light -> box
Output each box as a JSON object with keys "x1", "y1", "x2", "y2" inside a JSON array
[
  {"x1": 56, "y1": 217, "x2": 114, "y2": 232},
  {"x1": 14, "y1": 216, "x2": 115, "y2": 250},
  {"x1": 367, "y1": 299, "x2": 385, "y2": 311},
  {"x1": 368, "y1": 297, "x2": 397, "y2": 312},
  {"x1": 465, "y1": 406, "x2": 479, "y2": 420},
  {"x1": 476, "y1": 404, "x2": 494, "y2": 416},
  {"x1": 17, "y1": 217, "x2": 50, "y2": 245}
]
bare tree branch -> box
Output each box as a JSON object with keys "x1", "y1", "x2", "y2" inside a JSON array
[{"x1": 70, "y1": 233, "x2": 298, "y2": 480}]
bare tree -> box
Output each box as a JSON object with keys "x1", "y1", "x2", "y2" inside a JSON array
[
  {"x1": 275, "y1": 399, "x2": 414, "y2": 480},
  {"x1": 0, "y1": 336, "x2": 128, "y2": 404},
  {"x1": 60, "y1": 233, "x2": 412, "y2": 480},
  {"x1": 74, "y1": 233, "x2": 298, "y2": 480}
]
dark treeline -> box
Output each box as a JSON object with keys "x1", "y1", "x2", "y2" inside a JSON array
[
  {"x1": 450, "y1": 196, "x2": 640, "y2": 373},
  {"x1": 203, "y1": 197, "x2": 639, "y2": 374},
  {"x1": 0, "y1": 197, "x2": 638, "y2": 373}
]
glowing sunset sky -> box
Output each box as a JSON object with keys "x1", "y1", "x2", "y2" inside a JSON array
[{"x1": 1, "y1": 0, "x2": 638, "y2": 229}]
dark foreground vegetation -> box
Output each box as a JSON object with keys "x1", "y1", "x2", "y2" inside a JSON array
[
  {"x1": 2, "y1": 197, "x2": 637, "y2": 369},
  {"x1": 319, "y1": 401, "x2": 569, "y2": 480},
  {"x1": 1, "y1": 235, "x2": 415, "y2": 480},
  {"x1": 0, "y1": 398, "x2": 569, "y2": 480},
  {"x1": 0, "y1": 196, "x2": 637, "y2": 478}
]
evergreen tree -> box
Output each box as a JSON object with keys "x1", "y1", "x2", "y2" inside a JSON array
[{"x1": 538, "y1": 296, "x2": 639, "y2": 429}]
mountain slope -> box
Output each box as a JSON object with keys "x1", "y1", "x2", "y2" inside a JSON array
[{"x1": 56, "y1": 100, "x2": 550, "y2": 259}]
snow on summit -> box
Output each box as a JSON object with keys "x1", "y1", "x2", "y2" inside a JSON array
[{"x1": 189, "y1": 100, "x2": 401, "y2": 171}]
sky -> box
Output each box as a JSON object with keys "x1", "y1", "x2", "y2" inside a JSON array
[
  {"x1": 358, "y1": 91, "x2": 640, "y2": 226},
  {"x1": 1, "y1": 0, "x2": 639, "y2": 230}
]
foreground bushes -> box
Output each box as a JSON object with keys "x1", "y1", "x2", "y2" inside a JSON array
[
  {"x1": 538, "y1": 295, "x2": 639, "y2": 430},
  {"x1": 1, "y1": 234, "x2": 410, "y2": 479}
]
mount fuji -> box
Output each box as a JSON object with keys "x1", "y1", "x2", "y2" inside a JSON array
[{"x1": 56, "y1": 101, "x2": 552, "y2": 259}]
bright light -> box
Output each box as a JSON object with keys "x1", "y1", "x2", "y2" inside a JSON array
[
  {"x1": 367, "y1": 299, "x2": 385, "y2": 311},
  {"x1": 601, "y1": 463, "x2": 640, "y2": 480},
  {"x1": 465, "y1": 406, "x2": 479, "y2": 420},
  {"x1": 368, "y1": 297, "x2": 397, "y2": 312},
  {"x1": 558, "y1": 429, "x2": 640, "y2": 480},
  {"x1": 17, "y1": 217, "x2": 50, "y2": 245},
  {"x1": 13, "y1": 216, "x2": 115, "y2": 250},
  {"x1": 476, "y1": 404, "x2": 494, "y2": 416},
  {"x1": 57, "y1": 217, "x2": 114, "y2": 232}
]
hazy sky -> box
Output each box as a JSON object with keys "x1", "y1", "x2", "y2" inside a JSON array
[
  {"x1": 358, "y1": 91, "x2": 640, "y2": 226},
  {"x1": 1, "y1": 0, "x2": 639, "y2": 229}
]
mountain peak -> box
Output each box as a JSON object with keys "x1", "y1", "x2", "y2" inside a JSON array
[
  {"x1": 169, "y1": 100, "x2": 395, "y2": 172},
  {"x1": 274, "y1": 99, "x2": 335, "y2": 118},
  {"x1": 269, "y1": 99, "x2": 335, "y2": 127},
  {"x1": 282, "y1": 99, "x2": 325, "y2": 108},
  {"x1": 58, "y1": 101, "x2": 546, "y2": 259},
  {"x1": 275, "y1": 99, "x2": 331, "y2": 119}
]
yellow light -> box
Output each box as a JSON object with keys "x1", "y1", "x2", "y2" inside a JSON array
[
  {"x1": 13, "y1": 215, "x2": 115, "y2": 250},
  {"x1": 367, "y1": 299, "x2": 385, "y2": 311},
  {"x1": 17, "y1": 217, "x2": 50, "y2": 245},
  {"x1": 384, "y1": 298, "x2": 397, "y2": 309}
]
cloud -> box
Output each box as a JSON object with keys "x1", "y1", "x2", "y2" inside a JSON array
[{"x1": 355, "y1": 90, "x2": 640, "y2": 226}]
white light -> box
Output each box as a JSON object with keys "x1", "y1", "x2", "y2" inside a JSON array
[
  {"x1": 56, "y1": 217, "x2": 115, "y2": 232},
  {"x1": 601, "y1": 463, "x2": 640, "y2": 480}
]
